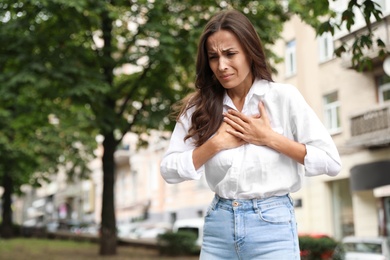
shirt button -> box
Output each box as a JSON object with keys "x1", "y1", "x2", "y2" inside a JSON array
[{"x1": 233, "y1": 201, "x2": 239, "y2": 207}]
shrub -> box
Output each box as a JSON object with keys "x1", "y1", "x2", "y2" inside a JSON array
[
  {"x1": 299, "y1": 235, "x2": 339, "y2": 260},
  {"x1": 157, "y1": 230, "x2": 199, "y2": 256}
]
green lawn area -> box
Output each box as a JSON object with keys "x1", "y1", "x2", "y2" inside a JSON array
[{"x1": 0, "y1": 238, "x2": 199, "y2": 260}]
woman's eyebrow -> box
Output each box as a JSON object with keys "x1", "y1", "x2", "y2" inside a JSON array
[
  {"x1": 208, "y1": 47, "x2": 236, "y2": 54},
  {"x1": 222, "y1": 48, "x2": 236, "y2": 52}
]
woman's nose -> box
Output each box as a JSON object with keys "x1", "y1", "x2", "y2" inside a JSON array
[{"x1": 218, "y1": 57, "x2": 228, "y2": 71}]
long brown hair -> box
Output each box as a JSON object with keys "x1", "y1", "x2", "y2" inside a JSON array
[{"x1": 178, "y1": 9, "x2": 273, "y2": 147}]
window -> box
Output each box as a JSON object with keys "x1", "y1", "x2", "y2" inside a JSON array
[
  {"x1": 285, "y1": 40, "x2": 297, "y2": 77},
  {"x1": 331, "y1": 179, "x2": 354, "y2": 240},
  {"x1": 323, "y1": 91, "x2": 341, "y2": 134},
  {"x1": 318, "y1": 32, "x2": 334, "y2": 63},
  {"x1": 383, "y1": 197, "x2": 390, "y2": 236},
  {"x1": 378, "y1": 75, "x2": 390, "y2": 103},
  {"x1": 343, "y1": 242, "x2": 382, "y2": 254},
  {"x1": 131, "y1": 170, "x2": 138, "y2": 202},
  {"x1": 293, "y1": 198, "x2": 302, "y2": 208},
  {"x1": 379, "y1": 83, "x2": 390, "y2": 103}
]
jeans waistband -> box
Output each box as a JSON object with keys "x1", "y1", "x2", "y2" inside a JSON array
[{"x1": 210, "y1": 194, "x2": 293, "y2": 211}]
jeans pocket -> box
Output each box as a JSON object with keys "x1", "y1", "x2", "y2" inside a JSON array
[
  {"x1": 205, "y1": 203, "x2": 216, "y2": 217},
  {"x1": 258, "y1": 202, "x2": 292, "y2": 224}
]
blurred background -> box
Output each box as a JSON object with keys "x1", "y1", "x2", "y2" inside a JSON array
[{"x1": 0, "y1": 0, "x2": 390, "y2": 258}]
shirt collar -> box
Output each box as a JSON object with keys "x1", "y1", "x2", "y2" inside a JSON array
[
  {"x1": 251, "y1": 78, "x2": 271, "y2": 97},
  {"x1": 222, "y1": 78, "x2": 271, "y2": 108}
]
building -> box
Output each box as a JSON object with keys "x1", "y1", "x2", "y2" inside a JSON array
[
  {"x1": 111, "y1": 131, "x2": 214, "y2": 226},
  {"x1": 271, "y1": 0, "x2": 390, "y2": 240}
]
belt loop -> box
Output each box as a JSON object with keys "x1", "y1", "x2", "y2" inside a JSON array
[{"x1": 252, "y1": 198, "x2": 258, "y2": 211}]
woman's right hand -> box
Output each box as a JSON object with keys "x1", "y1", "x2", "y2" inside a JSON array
[
  {"x1": 213, "y1": 121, "x2": 247, "y2": 150},
  {"x1": 192, "y1": 121, "x2": 246, "y2": 170}
]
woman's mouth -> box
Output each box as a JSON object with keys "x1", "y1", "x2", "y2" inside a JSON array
[{"x1": 220, "y1": 74, "x2": 233, "y2": 80}]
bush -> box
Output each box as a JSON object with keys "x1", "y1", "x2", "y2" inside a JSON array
[
  {"x1": 0, "y1": 223, "x2": 24, "y2": 238},
  {"x1": 299, "y1": 235, "x2": 339, "y2": 260},
  {"x1": 157, "y1": 230, "x2": 199, "y2": 256}
]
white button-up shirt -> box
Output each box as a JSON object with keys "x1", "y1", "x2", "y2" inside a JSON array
[{"x1": 160, "y1": 79, "x2": 341, "y2": 199}]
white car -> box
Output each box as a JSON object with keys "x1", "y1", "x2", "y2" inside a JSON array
[
  {"x1": 335, "y1": 236, "x2": 390, "y2": 260},
  {"x1": 172, "y1": 218, "x2": 204, "y2": 247}
]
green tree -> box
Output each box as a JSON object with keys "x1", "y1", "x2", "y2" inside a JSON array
[
  {"x1": 289, "y1": 0, "x2": 388, "y2": 71},
  {"x1": 0, "y1": 0, "x2": 386, "y2": 255},
  {"x1": 0, "y1": 1, "x2": 97, "y2": 238}
]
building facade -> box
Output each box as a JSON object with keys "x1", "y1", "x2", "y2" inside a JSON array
[{"x1": 271, "y1": 0, "x2": 390, "y2": 240}]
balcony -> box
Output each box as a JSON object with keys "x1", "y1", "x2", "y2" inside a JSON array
[{"x1": 347, "y1": 103, "x2": 390, "y2": 147}]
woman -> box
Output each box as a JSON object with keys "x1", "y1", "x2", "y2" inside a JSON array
[{"x1": 160, "y1": 9, "x2": 341, "y2": 259}]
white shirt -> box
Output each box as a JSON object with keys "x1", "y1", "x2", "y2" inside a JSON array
[{"x1": 160, "y1": 79, "x2": 341, "y2": 199}]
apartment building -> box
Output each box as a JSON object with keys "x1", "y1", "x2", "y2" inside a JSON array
[{"x1": 271, "y1": 1, "x2": 390, "y2": 240}]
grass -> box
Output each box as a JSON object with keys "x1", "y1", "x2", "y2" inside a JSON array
[{"x1": 0, "y1": 238, "x2": 199, "y2": 260}]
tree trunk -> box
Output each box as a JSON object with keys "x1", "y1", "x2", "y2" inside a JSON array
[
  {"x1": 99, "y1": 131, "x2": 117, "y2": 255},
  {"x1": 1, "y1": 171, "x2": 14, "y2": 238},
  {"x1": 98, "y1": 2, "x2": 118, "y2": 255}
]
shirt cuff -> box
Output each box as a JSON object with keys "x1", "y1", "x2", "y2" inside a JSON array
[
  {"x1": 304, "y1": 145, "x2": 341, "y2": 177},
  {"x1": 178, "y1": 149, "x2": 204, "y2": 180}
]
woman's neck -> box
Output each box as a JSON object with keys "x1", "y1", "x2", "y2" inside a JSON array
[{"x1": 226, "y1": 76, "x2": 254, "y2": 111}]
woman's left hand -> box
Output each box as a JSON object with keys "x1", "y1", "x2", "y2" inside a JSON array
[{"x1": 223, "y1": 101, "x2": 274, "y2": 147}]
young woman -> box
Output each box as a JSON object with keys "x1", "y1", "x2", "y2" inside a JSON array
[{"x1": 160, "y1": 9, "x2": 341, "y2": 259}]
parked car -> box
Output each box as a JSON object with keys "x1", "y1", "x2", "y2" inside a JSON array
[
  {"x1": 118, "y1": 222, "x2": 171, "y2": 240},
  {"x1": 117, "y1": 222, "x2": 138, "y2": 239},
  {"x1": 172, "y1": 218, "x2": 204, "y2": 247},
  {"x1": 45, "y1": 221, "x2": 59, "y2": 233},
  {"x1": 334, "y1": 236, "x2": 390, "y2": 260},
  {"x1": 136, "y1": 225, "x2": 171, "y2": 240}
]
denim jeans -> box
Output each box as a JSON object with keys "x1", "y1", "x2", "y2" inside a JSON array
[{"x1": 199, "y1": 194, "x2": 300, "y2": 260}]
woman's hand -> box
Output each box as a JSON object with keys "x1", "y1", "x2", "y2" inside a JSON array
[
  {"x1": 223, "y1": 101, "x2": 273, "y2": 147},
  {"x1": 213, "y1": 121, "x2": 247, "y2": 150},
  {"x1": 192, "y1": 121, "x2": 246, "y2": 170},
  {"x1": 223, "y1": 101, "x2": 306, "y2": 164}
]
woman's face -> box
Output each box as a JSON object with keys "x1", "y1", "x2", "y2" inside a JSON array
[{"x1": 206, "y1": 30, "x2": 253, "y2": 92}]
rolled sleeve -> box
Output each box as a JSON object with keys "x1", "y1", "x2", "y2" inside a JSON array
[
  {"x1": 160, "y1": 108, "x2": 204, "y2": 184},
  {"x1": 288, "y1": 86, "x2": 342, "y2": 177},
  {"x1": 304, "y1": 145, "x2": 341, "y2": 177},
  {"x1": 160, "y1": 149, "x2": 204, "y2": 184}
]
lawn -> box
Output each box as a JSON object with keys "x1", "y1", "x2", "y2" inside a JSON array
[{"x1": 0, "y1": 238, "x2": 199, "y2": 260}]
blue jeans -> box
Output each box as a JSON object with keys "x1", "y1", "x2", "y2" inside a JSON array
[{"x1": 200, "y1": 194, "x2": 300, "y2": 260}]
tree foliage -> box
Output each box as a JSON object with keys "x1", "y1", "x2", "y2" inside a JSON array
[
  {"x1": 0, "y1": 0, "x2": 98, "y2": 238},
  {"x1": 290, "y1": 0, "x2": 388, "y2": 71}
]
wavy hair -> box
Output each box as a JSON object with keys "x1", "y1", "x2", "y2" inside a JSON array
[{"x1": 177, "y1": 9, "x2": 273, "y2": 147}]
